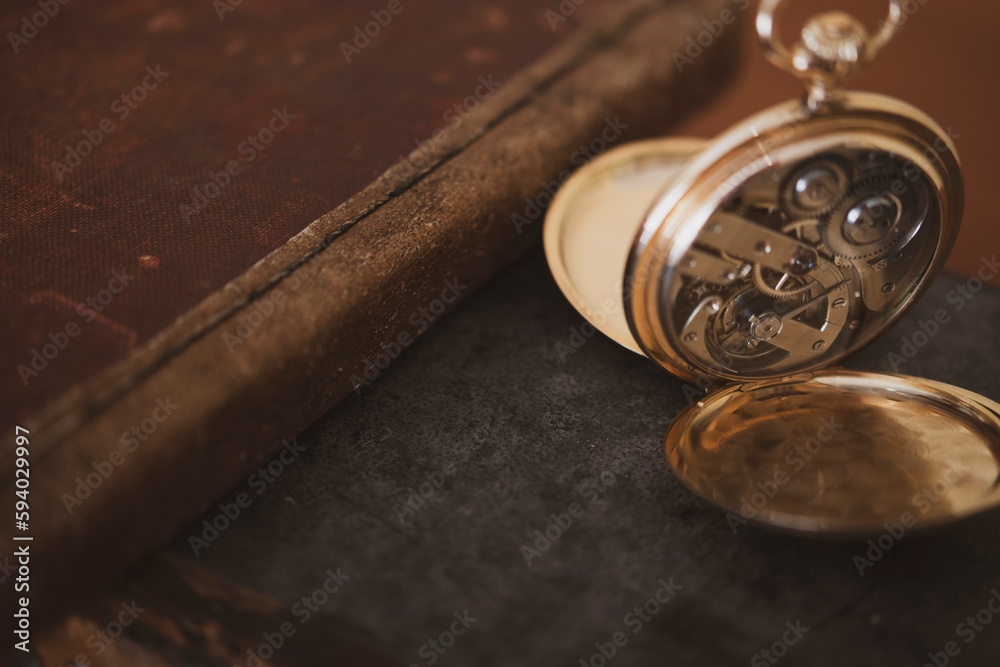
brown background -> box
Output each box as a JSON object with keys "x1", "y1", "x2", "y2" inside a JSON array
[{"x1": 674, "y1": 0, "x2": 1000, "y2": 284}]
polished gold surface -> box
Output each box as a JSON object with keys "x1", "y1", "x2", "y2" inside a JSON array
[
  {"x1": 544, "y1": 138, "x2": 705, "y2": 354},
  {"x1": 666, "y1": 370, "x2": 1000, "y2": 533}
]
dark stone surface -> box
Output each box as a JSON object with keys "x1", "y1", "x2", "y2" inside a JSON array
[{"x1": 174, "y1": 247, "x2": 1000, "y2": 666}]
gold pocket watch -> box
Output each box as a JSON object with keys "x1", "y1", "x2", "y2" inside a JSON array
[{"x1": 544, "y1": 0, "x2": 1000, "y2": 534}]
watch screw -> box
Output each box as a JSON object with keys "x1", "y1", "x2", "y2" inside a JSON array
[
  {"x1": 881, "y1": 282, "x2": 895, "y2": 293},
  {"x1": 755, "y1": 241, "x2": 771, "y2": 255},
  {"x1": 788, "y1": 248, "x2": 818, "y2": 275},
  {"x1": 812, "y1": 340, "x2": 826, "y2": 351},
  {"x1": 832, "y1": 297, "x2": 846, "y2": 309},
  {"x1": 684, "y1": 332, "x2": 698, "y2": 343}
]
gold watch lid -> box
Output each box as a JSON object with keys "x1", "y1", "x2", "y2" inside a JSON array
[{"x1": 667, "y1": 370, "x2": 1000, "y2": 534}]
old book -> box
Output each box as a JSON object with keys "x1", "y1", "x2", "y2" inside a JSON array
[{"x1": 0, "y1": 0, "x2": 739, "y2": 624}]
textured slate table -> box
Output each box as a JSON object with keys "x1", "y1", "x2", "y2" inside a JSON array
[{"x1": 176, "y1": 247, "x2": 1000, "y2": 666}]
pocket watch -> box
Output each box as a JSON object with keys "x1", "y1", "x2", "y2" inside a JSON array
[{"x1": 544, "y1": 0, "x2": 1000, "y2": 534}]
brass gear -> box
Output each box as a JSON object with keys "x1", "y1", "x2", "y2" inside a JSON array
[
  {"x1": 779, "y1": 154, "x2": 853, "y2": 219},
  {"x1": 821, "y1": 172, "x2": 927, "y2": 261},
  {"x1": 752, "y1": 263, "x2": 815, "y2": 299}
]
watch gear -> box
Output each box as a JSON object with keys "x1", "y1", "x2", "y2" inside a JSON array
[
  {"x1": 779, "y1": 154, "x2": 852, "y2": 219},
  {"x1": 820, "y1": 171, "x2": 928, "y2": 261},
  {"x1": 751, "y1": 263, "x2": 816, "y2": 299}
]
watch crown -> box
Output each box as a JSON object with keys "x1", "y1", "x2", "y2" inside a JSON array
[{"x1": 794, "y1": 12, "x2": 871, "y2": 89}]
